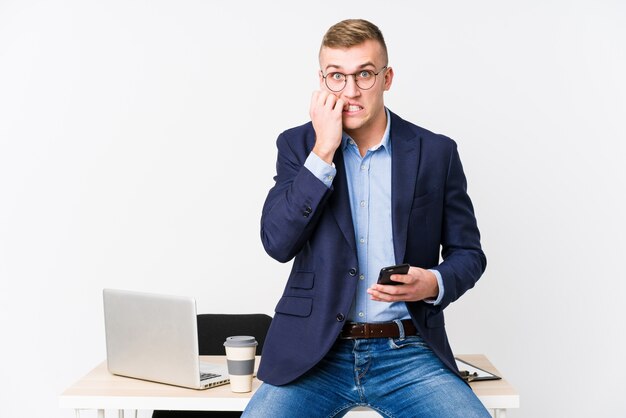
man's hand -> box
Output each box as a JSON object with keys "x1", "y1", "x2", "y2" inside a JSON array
[
  {"x1": 367, "y1": 266, "x2": 439, "y2": 302},
  {"x1": 309, "y1": 90, "x2": 344, "y2": 164}
]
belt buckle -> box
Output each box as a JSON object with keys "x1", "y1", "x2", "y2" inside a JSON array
[
  {"x1": 363, "y1": 322, "x2": 370, "y2": 338},
  {"x1": 342, "y1": 322, "x2": 359, "y2": 339}
]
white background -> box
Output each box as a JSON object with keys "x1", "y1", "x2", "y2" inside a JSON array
[{"x1": 1, "y1": 1, "x2": 625, "y2": 417}]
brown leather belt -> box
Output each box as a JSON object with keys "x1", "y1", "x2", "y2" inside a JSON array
[{"x1": 339, "y1": 319, "x2": 418, "y2": 339}]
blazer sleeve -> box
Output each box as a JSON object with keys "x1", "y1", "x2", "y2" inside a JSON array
[
  {"x1": 432, "y1": 142, "x2": 486, "y2": 311},
  {"x1": 260, "y1": 130, "x2": 333, "y2": 263}
]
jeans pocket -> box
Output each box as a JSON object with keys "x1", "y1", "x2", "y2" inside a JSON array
[{"x1": 389, "y1": 335, "x2": 428, "y2": 350}]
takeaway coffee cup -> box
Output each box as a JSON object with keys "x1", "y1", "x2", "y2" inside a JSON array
[{"x1": 223, "y1": 336, "x2": 258, "y2": 392}]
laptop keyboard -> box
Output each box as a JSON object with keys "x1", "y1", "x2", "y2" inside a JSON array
[{"x1": 200, "y1": 372, "x2": 221, "y2": 380}]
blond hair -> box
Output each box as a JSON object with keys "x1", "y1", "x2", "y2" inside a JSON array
[{"x1": 320, "y1": 19, "x2": 388, "y2": 64}]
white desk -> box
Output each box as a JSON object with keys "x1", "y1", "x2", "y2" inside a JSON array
[{"x1": 60, "y1": 354, "x2": 519, "y2": 417}]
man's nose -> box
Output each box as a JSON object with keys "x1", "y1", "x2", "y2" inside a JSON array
[{"x1": 342, "y1": 75, "x2": 360, "y2": 97}]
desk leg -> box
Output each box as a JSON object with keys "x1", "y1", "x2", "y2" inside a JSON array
[
  {"x1": 74, "y1": 410, "x2": 103, "y2": 418},
  {"x1": 493, "y1": 409, "x2": 507, "y2": 418}
]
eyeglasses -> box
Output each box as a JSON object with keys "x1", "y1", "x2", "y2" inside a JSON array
[{"x1": 321, "y1": 66, "x2": 388, "y2": 92}]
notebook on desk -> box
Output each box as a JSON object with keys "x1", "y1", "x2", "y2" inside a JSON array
[
  {"x1": 455, "y1": 357, "x2": 501, "y2": 382},
  {"x1": 103, "y1": 288, "x2": 230, "y2": 390}
]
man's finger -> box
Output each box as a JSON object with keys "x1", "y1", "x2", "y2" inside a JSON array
[
  {"x1": 323, "y1": 92, "x2": 337, "y2": 108},
  {"x1": 334, "y1": 98, "x2": 345, "y2": 112}
]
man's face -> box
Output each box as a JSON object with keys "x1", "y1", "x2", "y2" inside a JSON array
[{"x1": 319, "y1": 39, "x2": 393, "y2": 138}]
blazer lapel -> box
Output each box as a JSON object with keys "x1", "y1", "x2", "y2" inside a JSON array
[{"x1": 391, "y1": 113, "x2": 421, "y2": 264}]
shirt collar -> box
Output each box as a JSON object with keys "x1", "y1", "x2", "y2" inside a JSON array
[{"x1": 342, "y1": 108, "x2": 392, "y2": 155}]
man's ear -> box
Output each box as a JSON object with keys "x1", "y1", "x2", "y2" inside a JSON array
[{"x1": 383, "y1": 67, "x2": 394, "y2": 91}]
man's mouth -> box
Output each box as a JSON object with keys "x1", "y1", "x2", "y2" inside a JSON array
[{"x1": 344, "y1": 104, "x2": 363, "y2": 113}]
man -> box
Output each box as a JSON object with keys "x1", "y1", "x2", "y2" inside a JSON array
[{"x1": 244, "y1": 19, "x2": 489, "y2": 417}]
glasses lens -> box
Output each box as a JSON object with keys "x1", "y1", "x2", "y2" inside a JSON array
[
  {"x1": 325, "y1": 72, "x2": 345, "y2": 92},
  {"x1": 355, "y1": 70, "x2": 376, "y2": 90}
]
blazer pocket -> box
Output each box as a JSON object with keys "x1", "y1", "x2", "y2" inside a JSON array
[
  {"x1": 289, "y1": 271, "x2": 314, "y2": 289},
  {"x1": 412, "y1": 188, "x2": 441, "y2": 209},
  {"x1": 275, "y1": 296, "x2": 313, "y2": 317}
]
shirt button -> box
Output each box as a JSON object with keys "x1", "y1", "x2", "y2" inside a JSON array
[
  {"x1": 361, "y1": 165, "x2": 366, "y2": 171},
  {"x1": 336, "y1": 313, "x2": 345, "y2": 322},
  {"x1": 358, "y1": 312, "x2": 365, "y2": 318},
  {"x1": 360, "y1": 200, "x2": 365, "y2": 207},
  {"x1": 359, "y1": 237, "x2": 365, "y2": 244},
  {"x1": 327, "y1": 175, "x2": 334, "y2": 181},
  {"x1": 348, "y1": 268, "x2": 357, "y2": 276},
  {"x1": 359, "y1": 274, "x2": 365, "y2": 281}
]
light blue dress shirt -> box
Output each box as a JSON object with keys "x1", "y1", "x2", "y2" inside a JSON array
[{"x1": 304, "y1": 109, "x2": 444, "y2": 323}]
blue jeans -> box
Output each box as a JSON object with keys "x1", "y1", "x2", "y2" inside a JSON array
[{"x1": 243, "y1": 335, "x2": 491, "y2": 418}]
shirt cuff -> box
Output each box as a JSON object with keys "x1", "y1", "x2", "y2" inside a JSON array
[
  {"x1": 423, "y1": 269, "x2": 444, "y2": 305},
  {"x1": 304, "y1": 152, "x2": 336, "y2": 189}
]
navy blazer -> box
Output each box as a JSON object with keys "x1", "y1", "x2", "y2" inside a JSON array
[{"x1": 258, "y1": 110, "x2": 486, "y2": 386}]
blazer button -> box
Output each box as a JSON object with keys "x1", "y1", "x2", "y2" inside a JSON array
[
  {"x1": 348, "y1": 268, "x2": 357, "y2": 276},
  {"x1": 336, "y1": 313, "x2": 345, "y2": 322},
  {"x1": 302, "y1": 206, "x2": 312, "y2": 217}
]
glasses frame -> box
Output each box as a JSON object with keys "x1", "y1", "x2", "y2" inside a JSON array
[{"x1": 321, "y1": 66, "x2": 388, "y2": 92}]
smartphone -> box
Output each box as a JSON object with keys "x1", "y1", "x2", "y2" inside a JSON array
[{"x1": 377, "y1": 263, "x2": 410, "y2": 285}]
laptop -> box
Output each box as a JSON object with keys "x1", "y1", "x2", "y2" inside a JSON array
[{"x1": 103, "y1": 288, "x2": 230, "y2": 389}]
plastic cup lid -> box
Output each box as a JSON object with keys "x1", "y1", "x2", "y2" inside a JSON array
[{"x1": 223, "y1": 335, "x2": 258, "y2": 347}]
